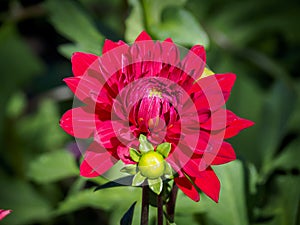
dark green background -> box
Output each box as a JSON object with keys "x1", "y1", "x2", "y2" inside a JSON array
[{"x1": 0, "y1": 0, "x2": 299, "y2": 224}]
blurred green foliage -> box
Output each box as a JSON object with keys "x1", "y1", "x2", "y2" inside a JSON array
[{"x1": 0, "y1": 0, "x2": 299, "y2": 224}]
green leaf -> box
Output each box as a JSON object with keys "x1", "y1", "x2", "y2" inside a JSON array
[
  {"x1": 120, "y1": 201, "x2": 137, "y2": 225},
  {"x1": 0, "y1": 23, "x2": 44, "y2": 145},
  {"x1": 175, "y1": 190, "x2": 206, "y2": 216},
  {"x1": 130, "y1": 148, "x2": 141, "y2": 162},
  {"x1": 164, "y1": 162, "x2": 174, "y2": 179},
  {"x1": 272, "y1": 138, "x2": 300, "y2": 171},
  {"x1": 58, "y1": 43, "x2": 82, "y2": 59},
  {"x1": 260, "y1": 176, "x2": 300, "y2": 225},
  {"x1": 172, "y1": 215, "x2": 197, "y2": 225},
  {"x1": 251, "y1": 51, "x2": 293, "y2": 87},
  {"x1": 0, "y1": 24, "x2": 44, "y2": 94},
  {"x1": 139, "y1": 134, "x2": 154, "y2": 153},
  {"x1": 132, "y1": 172, "x2": 146, "y2": 186},
  {"x1": 45, "y1": 0, "x2": 104, "y2": 57},
  {"x1": 56, "y1": 184, "x2": 157, "y2": 225},
  {"x1": 6, "y1": 92, "x2": 26, "y2": 118},
  {"x1": 287, "y1": 81, "x2": 300, "y2": 133},
  {"x1": 94, "y1": 176, "x2": 135, "y2": 191},
  {"x1": 156, "y1": 142, "x2": 171, "y2": 158},
  {"x1": 125, "y1": 0, "x2": 145, "y2": 43},
  {"x1": 55, "y1": 186, "x2": 142, "y2": 225},
  {"x1": 18, "y1": 99, "x2": 69, "y2": 152},
  {"x1": 198, "y1": 161, "x2": 248, "y2": 225},
  {"x1": 121, "y1": 165, "x2": 138, "y2": 175},
  {"x1": 150, "y1": 8, "x2": 209, "y2": 48},
  {"x1": 148, "y1": 177, "x2": 163, "y2": 195},
  {"x1": 125, "y1": 0, "x2": 209, "y2": 47},
  {"x1": 142, "y1": 0, "x2": 187, "y2": 26},
  {"x1": 27, "y1": 150, "x2": 78, "y2": 184},
  {"x1": 248, "y1": 163, "x2": 259, "y2": 195},
  {"x1": 258, "y1": 82, "x2": 296, "y2": 177},
  {"x1": 0, "y1": 176, "x2": 52, "y2": 225}
]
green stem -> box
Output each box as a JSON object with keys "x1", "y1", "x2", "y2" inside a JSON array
[{"x1": 141, "y1": 185, "x2": 149, "y2": 225}]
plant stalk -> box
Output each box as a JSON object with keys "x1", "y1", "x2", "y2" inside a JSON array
[
  {"x1": 166, "y1": 183, "x2": 178, "y2": 223},
  {"x1": 141, "y1": 185, "x2": 149, "y2": 225},
  {"x1": 157, "y1": 191, "x2": 164, "y2": 225}
]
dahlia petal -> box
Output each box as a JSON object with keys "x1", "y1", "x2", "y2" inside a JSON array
[
  {"x1": 168, "y1": 143, "x2": 194, "y2": 171},
  {"x1": 168, "y1": 66, "x2": 184, "y2": 83},
  {"x1": 71, "y1": 52, "x2": 98, "y2": 76},
  {"x1": 60, "y1": 107, "x2": 99, "y2": 139},
  {"x1": 117, "y1": 145, "x2": 135, "y2": 164},
  {"x1": 193, "y1": 131, "x2": 210, "y2": 154},
  {"x1": 80, "y1": 159, "x2": 100, "y2": 177},
  {"x1": 80, "y1": 142, "x2": 118, "y2": 177},
  {"x1": 225, "y1": 114, "x2": 255, "y2": 139},
  {"x1": 190, "y1": 45, "x2": 206, "y2": 63},
  {"x1": 180, "y1": 98, "x2": 210, "y2": 126},
  {"x1": 94, "y1": 121, "x2": 119, "y2": 149},
  {"x1": 137, "y1": 97, "x2": 162, "y2": 125},
  {"x1": 214, "y1": 73, "x2": 236, "y2": 102},
  {"x1": 175, "y1": 176, "x2": 200, "y2": 202},
  {"x1": 98, "y1": 45, "x2": 129, "y2": 82},
  {"x1": 163, "y1": 38, "x2": 174, "y2": 43},
  {"x1": 64, "y1": 75, "x2": 104, "y2": 103},
  {"x1": 133, "y1": 31, "x2": 155, "y2": 62},
  {"x1": 94, "y1": 120, "x2": 134, "y2": 150},
  {"x1": 201, "y1": 108, "x2": 228, "y2": 131},
  {"x1": 182, "y1": 155, "x2": 202, "y2": 178},
  {"x1": 211, "y1": 142, "x2": 236, "y2": 165},
  {"x1": 192, "y1": 73, "x2": 236, "y2": 112},
  {"x1": 180, "y1": 45, "x2": 206, "y2": 79},
  {"x1": 0, "y1": 209, "x2": 11, "y2": 221},
  {"x1": 166, "y1": 153, "x2": 181, "y2": 174},
  {"x1": 142, "y1": 61, "x2": 162, "y2": 77},
  {"x1": 102, "y1": 39, "x2": 126, "y2": 54},
  {"x1": 135, "y1": 31, "x2": 153, "y2": 42},
  {"x1": 193, "y1": 167, "x2": 220, "y2": 202},
  {"x1": 164, "y1": 44, "x2": 180, "y2": 66}
]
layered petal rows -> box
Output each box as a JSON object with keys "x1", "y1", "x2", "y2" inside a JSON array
[{"x1": 60, "y1": 31, "x2": 254, "y2": 202}]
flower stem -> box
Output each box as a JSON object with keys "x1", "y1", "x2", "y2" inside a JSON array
[
  {"x1": 166, "y1": 183, "x2": 178, "y2": 223},
  {"x1": 157, "y1": 191, "x2": 164, "y2": 225},
  {"x1": 141, "y1": 185, "x2": 149, "y2": 225}
]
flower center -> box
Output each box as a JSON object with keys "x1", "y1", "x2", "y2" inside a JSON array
[
  {"x1": 138, "y1": 151, "x2": 165, "y2": 179},
  {"x1": 149, "y1": 88, "x2": 162, "y2": 98}
]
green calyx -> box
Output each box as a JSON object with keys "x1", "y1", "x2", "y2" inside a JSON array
[{"x1": 121, "y1": 134, "x2": 174, "y2": 195}]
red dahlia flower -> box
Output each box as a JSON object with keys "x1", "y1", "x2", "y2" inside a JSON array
[
  {"x1": 0, "y1": 209, "x2": 11, "y2": 221},
  {"x1": 60, "y1": 31, "x2": 254, "y2": 202}
]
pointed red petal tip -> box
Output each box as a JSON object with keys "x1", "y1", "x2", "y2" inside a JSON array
[
  {"x1": 216, "y1": 73, "x2": 236, "y2": 92},
  {"x1": 71, "y1": 52, "x2": 98, "y2": 76},
  {"x1": 63, "y1": 77, "x2": 79, "y2": 94},
  {"x1": 135, "y1": 31, "x2": 153, "y2": 42},
  {"x1": 175, "y1": 176, "x2": 200, "y2": 202},
  {"x1": 0, "y1": 209, "x2": 12, "y2": 221},
  {"x1": 80, "y1": 159, "x2": 100, "y2": 178},
  {"x1": 102, "y1": 39, "x2": 127, "y2": 54},
  {"x1": 59, "y1": 107, "x2": 96, "y2": 139},
  {"x1": 211, "y1": 142, "x2": 236, "y2": 165},
  {"x1": 194, "y1": 168, "x2": 220, "y2": 203},
  {"x1": 163, "y1": 37, "x2": 174, "y2": 43},
  {"x1": 225, "y1": 117, "x2": 255, "y2": 139},
  {"x1": 190, "y1": 45, "x2": 206, "y2": 63},
  {"x1": 79, "y1": 142, "x2": 119, "y2": 178}
]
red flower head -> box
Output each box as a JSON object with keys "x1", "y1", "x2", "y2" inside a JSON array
[
  {"x1": 0, "y1": 209, "x2": 11, "y2": 221},
  {"x1": 60, "y1": 31, "x2": 254, "y2": 202}
]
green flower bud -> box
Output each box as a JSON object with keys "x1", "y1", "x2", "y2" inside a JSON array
[{"x1": 138, "y1": 151, "x2": 165, "y2": 179}]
